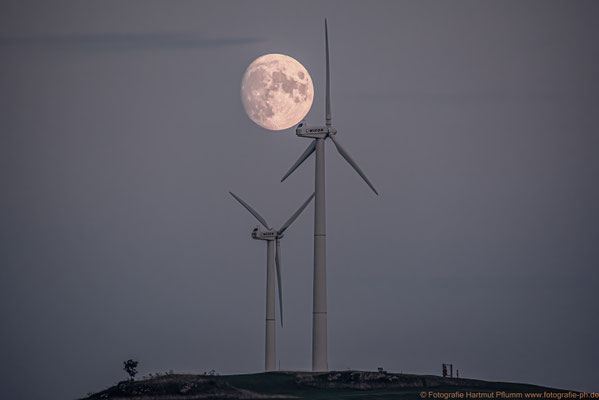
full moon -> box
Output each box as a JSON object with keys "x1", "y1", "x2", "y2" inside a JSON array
[{"x1": 241, "y1": 54, "x2": 314, "y2": 131}]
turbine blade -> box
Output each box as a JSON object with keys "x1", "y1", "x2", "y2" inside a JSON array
[
  {"x1": 325, "y1": 19, "x2": 331, "y2": 126},
  {"x1": 281, "y1": 140, "x2": 316, "y2": 182},
  {"x1": 278, "y1": 192, "x2": 315, "y2": 234},
  {"x1": 275, "y1": 239, "x2": 283, "y2": 327},
  {"x1": 329, "y1": 135, "x2": 379, "y2": 195},
  {"x1": 229, "y1": 191, "x2": 271, "y2": 229}
]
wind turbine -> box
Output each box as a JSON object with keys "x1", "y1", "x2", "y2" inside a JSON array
[
  {"x1": 280, "y1": 19, "x2": 378, "y2": 372},
  {"x1": 229, "y1": 191, "x2": 315, "y2": 372}
]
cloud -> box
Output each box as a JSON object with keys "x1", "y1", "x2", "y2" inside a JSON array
[{"x1": 0, "y1": 33, "x2": 266, "y2": 51}]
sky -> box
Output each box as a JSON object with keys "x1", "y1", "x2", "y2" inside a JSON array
[{"x1": 1, "y1": 1, "x2": 598, "y2": 399}]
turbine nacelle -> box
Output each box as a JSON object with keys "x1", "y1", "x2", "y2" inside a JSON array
[
  {"x1": 296, "y1": 121, "x2": 336, "y2": 139},
  {"x1": 251, "y1": 227, "x2": 282, "y2": 241}
]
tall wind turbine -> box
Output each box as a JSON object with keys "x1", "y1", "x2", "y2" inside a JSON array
[
  {"x1": 229, "y1": 191, "x2": 315, "y2": 372},
  {"x1": 280, "y1": 19, "x2": 378, "y2": 372}
]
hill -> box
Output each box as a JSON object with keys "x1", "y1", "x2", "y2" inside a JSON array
[{"x1": 82, "y1": 370, "x2": 574, "y2": 400}]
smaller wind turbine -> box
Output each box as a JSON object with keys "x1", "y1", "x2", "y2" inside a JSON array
[{"x1": 229, "y1": 191, "x2": 315, "y2": 372}]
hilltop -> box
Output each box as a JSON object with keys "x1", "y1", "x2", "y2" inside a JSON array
[{"x1": 82, "y1": 370, "x2": 573, "y2": 399}]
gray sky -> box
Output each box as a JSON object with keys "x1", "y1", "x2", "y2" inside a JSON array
[{"x1": 1, "y1": 1, "x2": 598, "y2": 399}]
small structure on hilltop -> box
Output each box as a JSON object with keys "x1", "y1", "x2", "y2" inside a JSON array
[{"x1": 442, "y1": 363, "x2": 454, "y2": 378}]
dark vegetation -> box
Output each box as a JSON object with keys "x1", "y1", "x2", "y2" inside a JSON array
[{"x1": 123, "y1": 360, "x2": 138, "y2": 381}]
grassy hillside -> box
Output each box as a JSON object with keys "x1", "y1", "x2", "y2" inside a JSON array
[{"x1": 82, "y1": 370, "x2": 573, "y2": 400}]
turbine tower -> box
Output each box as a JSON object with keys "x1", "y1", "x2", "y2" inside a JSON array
[
  {"x1": 230, "y1": 191, "x2": 315, "y2": 371},
  {"x1": 281, "y1": 19, "x2": 378, "y2": 372}
]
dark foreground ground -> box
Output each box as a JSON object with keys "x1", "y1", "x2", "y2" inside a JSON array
[{"x1": 82, "y1": 370, "x2": 574, "y2": 400}]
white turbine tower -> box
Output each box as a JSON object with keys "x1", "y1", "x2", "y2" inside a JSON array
[
  {"x1": 280, "y1": 19, "x2": 378, "y2": 372},
  {"x1": 229, "y1": 191, "x2": 315, "y2": 371}
]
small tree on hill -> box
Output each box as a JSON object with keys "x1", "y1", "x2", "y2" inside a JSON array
[{"x1": 123, "y1": 359, "x2": 138, "y2": 381}]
